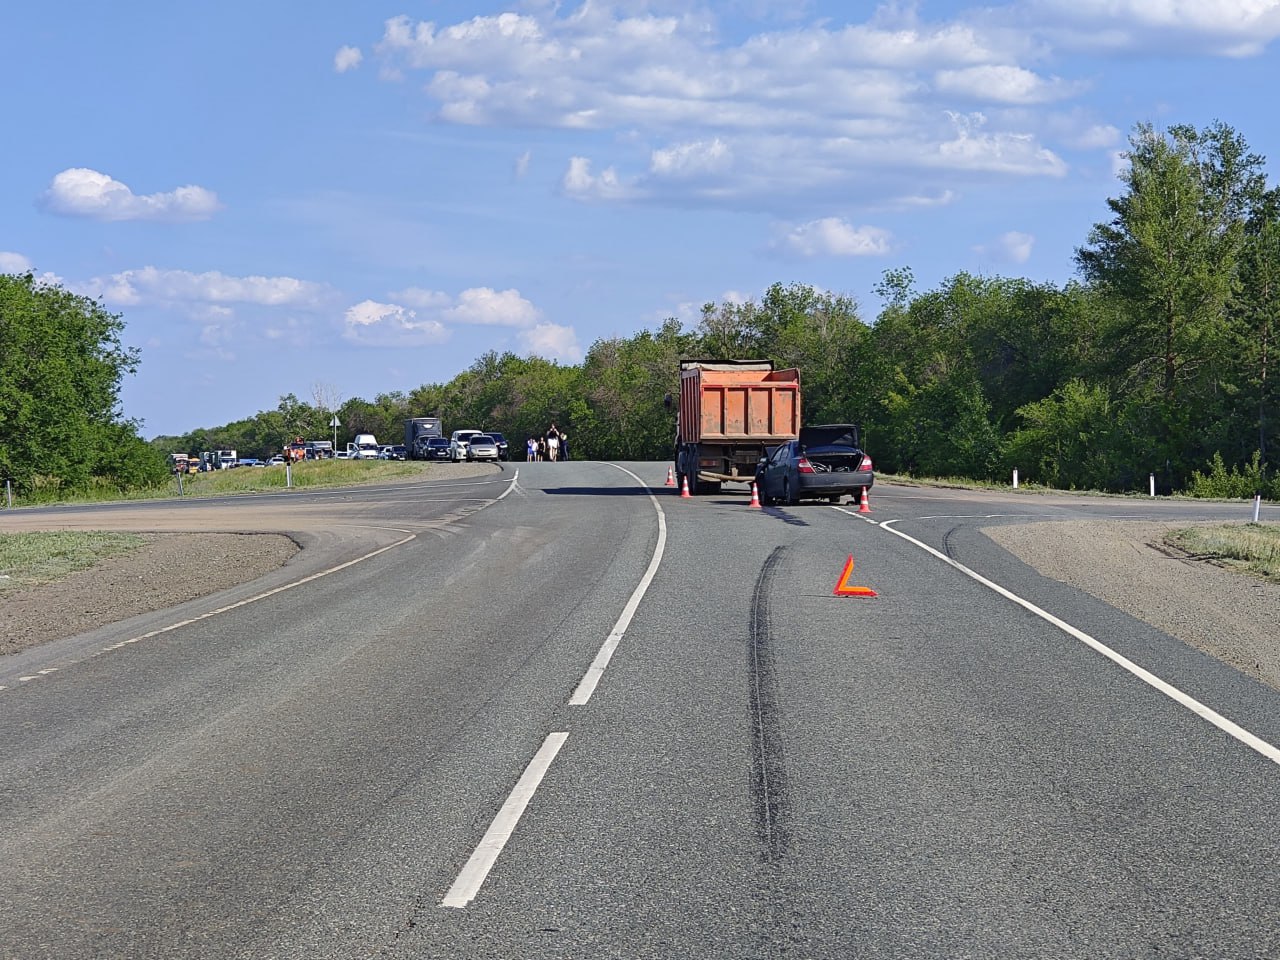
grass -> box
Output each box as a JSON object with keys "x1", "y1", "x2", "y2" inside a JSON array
[
  {"x1": 1166, "y1": 523, "x2": 1280, "y2": 582},
  {"x1": 0, "y1": 530, "x2": 146, "y2": 590},
  {"x1": 6, "y1": 459, "x2": 436, "y2": 507}
]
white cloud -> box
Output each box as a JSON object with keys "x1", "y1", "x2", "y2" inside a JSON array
[
  {"x1": 334, "y1": 45, "x2": 363, "y2": 72},
  {"x1": 520, "y1": 322, "x2": 582, "y2": 361},
  {"x1": 934, "y1": 112, "x2": 1068, "y2": 176},
  {"x1": 342, "y1": 299, "x2": 449, "y2": 345},
  {"x1": 391, "y1": 286, "x2": 453, "y2": 310},
  {"x1": 446, "y1": 287, "x2": 542, "y2": 327},
  {"x1": 77, "y1": 267, "x2": 331, "y2": 308},
  {"x1": 773, "y1": 218, "x2": 893, "y2": 258},
  {"x1": 649, "y1": 138, "x2": 732, "y2": 178},
  {"x1": 362, "y1": 7, "x2": 1078, "y2": 206},
  {"x1": 934, "y1": 65, "x2": 1081, "y2": 104},
  {"x1": 0, "y1": 251, "x2": 33, "y2": 273},
  {"x1": 562, "y1": 157, "x2": 635, "y2": 200},
  {"x1": 1028, "y1": 0, "x2": 1280, "y2": 56},
  {"x1": 975, "y1": 230, "x2": 1036, "y2": 264},
  {"x1": 40, "y1": 168, "x2": 221, "y2": 222},
  {"x1": 515, "y1": 149, "x2": 532, "y2": 178}
]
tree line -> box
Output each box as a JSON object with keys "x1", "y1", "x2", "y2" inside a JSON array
[{"x1": 3, "y1": 121, "x2": 1277, "y2": 499}]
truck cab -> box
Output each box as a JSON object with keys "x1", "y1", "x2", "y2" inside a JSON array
[{"x1": 347, "y1": 434, "x2": 380, "y2": 460}]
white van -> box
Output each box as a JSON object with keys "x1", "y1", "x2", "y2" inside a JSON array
[{"x1": 347, "y1": 433, "x2": 380, "y2": 460}]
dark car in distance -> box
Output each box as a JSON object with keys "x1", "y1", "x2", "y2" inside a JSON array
[
  {"x1": 485, "y1": 431, "x2": 509, "y2": 461},
  {"x1": 418, "y1": 436, "x2": 452, "y2": 461},
  {"x1": 755, "y1": 424, "x2": 874, "y2": 506}
]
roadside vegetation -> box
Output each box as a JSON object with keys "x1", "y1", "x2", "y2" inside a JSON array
[
  {"x1": 8, "y1": 459, "x2": 435, "y2": 508},
  {"x1": 1167, "y1": 523, "x2": 1280, "y2": 582},
  {"x1": 3, "y1": 120, "x2": 1279, "y2": 506},
  {"x1": 0, "y1": 531, "x2": 145, "y2": 590}
]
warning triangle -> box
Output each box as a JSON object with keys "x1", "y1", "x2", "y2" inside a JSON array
[{"x1": 834, "y1": 555, "x2": 877, "y2": 597}]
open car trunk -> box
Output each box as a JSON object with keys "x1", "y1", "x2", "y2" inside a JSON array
[{"x1": 799, "y1": 424, "x2": 864, "y2": 472}]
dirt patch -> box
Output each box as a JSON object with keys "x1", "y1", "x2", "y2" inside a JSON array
[
  {"x1": 0, "y1": 532, "x2": 298, "y2": 656},
  {"x1": 985, "y1": 520, "x2": 1280, "y2": 691}
]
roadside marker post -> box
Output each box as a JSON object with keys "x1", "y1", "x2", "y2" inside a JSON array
[{"x1": 834, "y1": 555, "x2": 877, "y2": 597}]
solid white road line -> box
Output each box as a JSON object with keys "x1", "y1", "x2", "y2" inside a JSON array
[
  {"x1": 835, "y1": 506, "x2": 1280, "y2": 767},
  {"x1": 441, "y1": 732, "x2": 569, "y2": 909},
  {"x1": 568, "y1": 464, "x2": 667, "y2": 706}
]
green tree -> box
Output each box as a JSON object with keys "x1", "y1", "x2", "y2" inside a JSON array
[
  {"x1": 1076, "y1": 121, "x2": 1265, "y2": 484},
  {"x1": 0, "y1": 273, "x2": 164, "y2": 492}
]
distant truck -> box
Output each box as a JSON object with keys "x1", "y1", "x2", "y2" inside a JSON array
[
  {"x1": 405, "y1": 417, "x2": 442, "y2": 458},
  {"x1": 672, "y1": 360, "x2": 800, "y2": 494},
  {"x1": 346, "y1": 433, "x2": 380, "y2": 460},
  {"x1": 304, "y1": 440, "x2": 334, "y2": 459},
  {"x1": 200, "y1": 449, "x2": 238, "y2": 471}
]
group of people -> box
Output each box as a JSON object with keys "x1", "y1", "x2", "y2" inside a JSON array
[{"x1": 527, "y1": 423, "x2": 570, "y2": 462}]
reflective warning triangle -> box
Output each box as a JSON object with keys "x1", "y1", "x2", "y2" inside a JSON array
[{"x1": 834, "y1": 555, "x2": 877, "y2": 597}]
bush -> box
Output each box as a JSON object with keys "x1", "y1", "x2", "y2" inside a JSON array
[{"x1": 1185, "y1": 451, "x2": 1270, "y2": 499}]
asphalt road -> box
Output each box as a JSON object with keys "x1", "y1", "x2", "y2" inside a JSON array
[{"x1": 2, "y1": 463, "x2": 1278, "y2": 959}]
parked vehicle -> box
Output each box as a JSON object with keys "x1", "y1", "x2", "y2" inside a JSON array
[
  {"x1": 236, "y1": 458, "x2": 263, "y2": 468},
  {"x1": 449, "y1": 429, "x2": 484, "y2": 462},
  {"x1": 755, "y1": 424, "x2": 874, "y2": 505},
  {"x1": 672, "y1": 360, "x2": 800, "y2": 494},
  {"x1": 379, "y1": 444, "x2": 408, "y2": 460},
  {"x1": 466, "y1": 434, "x2": 500, "y2": 462},
  {"x1": 201, "y1": 449, "x2": 238, "y2": 471},
  {"x1": 304, "y1": 440, "x2": 334, "y2": 460},
  {"x1": 485, "y1": 431, "x2": 510, "y2": 461},
  {"x1": 405, "y1": 417, "x2": 442, "y2": 458},
  {"x1": 347, "y1": 433, "x2": 379, "y2": 460},
  {"x1": 418, "y1": 436, "x2": 452, "y2": 461},
  {"x1": 267, "y1": 456, "x2": 286, "y2": 466}
]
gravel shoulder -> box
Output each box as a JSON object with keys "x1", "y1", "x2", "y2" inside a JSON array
[
  {"x1": 0, "y1": 532, "x2": 299, "y2": 656},
  {"x1": 984, "y1": 519, "x2": 1280, "y2": 691}
]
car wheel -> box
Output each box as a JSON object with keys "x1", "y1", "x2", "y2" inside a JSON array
[{"x1": 782, "y1": 478, "x2": 795, "y2": 506}]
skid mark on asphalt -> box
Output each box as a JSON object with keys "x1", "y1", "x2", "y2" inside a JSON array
[{"x1": 749, "y1": 546, "x2": 791, "y2": 861}]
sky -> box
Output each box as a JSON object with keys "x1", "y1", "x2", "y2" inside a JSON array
[{"x1": 4, "y1": 1, "x2": 1280, "y2": 439}]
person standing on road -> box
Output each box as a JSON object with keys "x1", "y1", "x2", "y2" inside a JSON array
[
  {"x1": 527, "y1": 437, "x2": 537, "y2": 461},
  {"x1": 559, "y1": 432, "x2": 569, "y2": 461},
  {"x1": 546, "y1": 423, "x2": 560, "y2": 462}
]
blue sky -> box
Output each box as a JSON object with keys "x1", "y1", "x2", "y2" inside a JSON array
[{"x1": 4, "y1": 1, "x2": 1279, "y2": 438}]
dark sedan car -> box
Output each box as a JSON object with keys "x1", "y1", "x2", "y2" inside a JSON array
[
  {"x1": 755, "y1": 424, "x2": 874, "y2": 505},
  {"x1": 418, "y1": 436, "x2": 452, "y2": 461}
]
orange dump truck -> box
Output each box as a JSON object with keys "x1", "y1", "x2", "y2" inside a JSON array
[{"x1": 673, "y1": 360, "x2": 801, "y2": 494}]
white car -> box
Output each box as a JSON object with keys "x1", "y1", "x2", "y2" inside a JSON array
[
  {"x1": 466, "y1": 434, "x2": 500, "y2": 462},
  {"x1": 449, "y1": 429, "x2": 485, "y2": 462}
]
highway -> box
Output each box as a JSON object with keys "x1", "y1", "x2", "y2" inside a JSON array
[{"x1": 2, "y1": 461, "x2": 1279, "y2": 959}]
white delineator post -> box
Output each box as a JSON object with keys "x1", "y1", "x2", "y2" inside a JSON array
[
  {"x1": 1254, "y1": 493, "x2": 1263, "y2": 523},
  {"x1": 1150, "y1": 473, "x2": 1156, "y2": 497},
  {"x1": 1012, "y1": 468, "x2": 1019, "y2": 489}
]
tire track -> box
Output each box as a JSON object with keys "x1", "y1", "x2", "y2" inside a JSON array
[{"x1": 749, "y1": 546, "x2": 791, "y2": 862}]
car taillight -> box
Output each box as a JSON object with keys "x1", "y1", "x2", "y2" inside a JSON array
[
  {"x1": 797, "y1": 458, "x2": 816, "y2": 474},
  {"x1": 861, "y1": 455, "x2": 873, "y2": 471}
]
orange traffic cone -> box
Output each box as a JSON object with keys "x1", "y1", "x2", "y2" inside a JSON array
[
  {"x1": 748, "y1": 482, "x2": 762, "y2": 508},
  {"x1": 665, "y1": 465, "x2": 676, "y2": 486},
  {"x1": 858, "y1": 486, "x2": 872, "y2": 513},
  {"x1": 680, "y1": 476, "x2": 692, "y2": 498}
]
